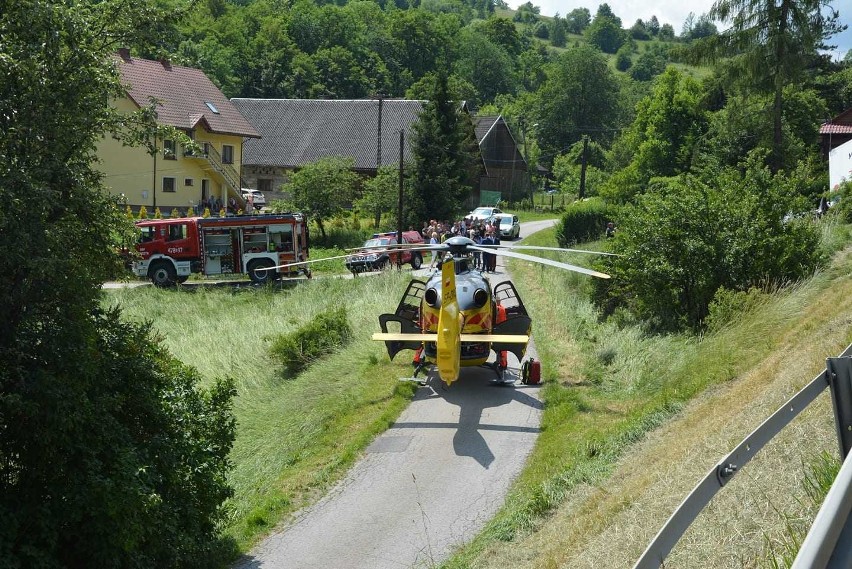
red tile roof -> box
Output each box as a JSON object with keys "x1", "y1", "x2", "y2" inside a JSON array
[
  {"x1": 114, "y1": 53, "x2": 259, "y2": 138},
  {"x1": 820, "y1": 123, "x2": 852, "y2": 134}
]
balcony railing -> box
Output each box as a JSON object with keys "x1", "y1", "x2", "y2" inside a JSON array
[{"x1": 186, "y1": 142, "x2": 246, "y2": 208}]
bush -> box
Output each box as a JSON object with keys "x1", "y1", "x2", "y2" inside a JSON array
[
  {"x1": 597, "y1": 163, "x2": 824, "y2": 331},
  {"x1": 827, "y1": 179, "x2": 852, "y2": 223},
  {"x1": 704, "y1": 287, "x2": 768, "y2": 333},
  {"x1": 556, "y1": 197, "x2": 617, "y2": 246},
  {"x1": 310, "y1": 223, "x2": 372, "y2": 249},
  {"x1": 270, "y1": 307, "x2": 352, "y2": 376}
]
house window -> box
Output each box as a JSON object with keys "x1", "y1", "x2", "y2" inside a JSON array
[
  {"x1": 163, "y1": 177, "x2": 176, "y2": 193},
  {"x1": 222, "y1": 144, "x2": 234, "y2": 164},
  {"x1": 257, "y1": 178, "x2": 273, "y2": 193},
  {"x1": 163, "y1": 139, "x2": 176, "y2": 160},
  {"x1": 185, "y1": 178, "x2": 194, "y2": 187}
]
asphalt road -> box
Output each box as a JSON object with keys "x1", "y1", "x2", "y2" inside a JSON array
[{"x1": 235, "y1": 219, "x2": 557, "y2": 569}]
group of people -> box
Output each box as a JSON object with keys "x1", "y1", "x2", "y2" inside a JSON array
[{"x1": 419, "y1": 216, "x2": 502, "y2": 272}]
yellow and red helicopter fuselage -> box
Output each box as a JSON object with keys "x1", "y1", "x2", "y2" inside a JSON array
[
  {"x1": 419, "y1": 270, "x2": 501, "y2": 368},
  {"x1": 374, "y1": 256, "x2": 532, "y2": 385}
]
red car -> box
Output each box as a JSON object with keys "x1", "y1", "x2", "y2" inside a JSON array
[{"x1": 345, "y1": 231, "x2": 424, "y2": 274}]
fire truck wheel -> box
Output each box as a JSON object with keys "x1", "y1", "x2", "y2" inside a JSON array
[
  {"x1": 247, "y1": 259, "x2": 275, "y2": 284},
  {"x1": 410, "y1": 253, "x2": 423, "y2": 270},
  {"x1": 149, "y1": 261, "x2": 176, "y2": 287}
]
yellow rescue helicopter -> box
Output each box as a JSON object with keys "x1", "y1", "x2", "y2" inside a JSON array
[
  {"x1": 261, "y1": 234, "x2": 613, "y2": 387},
  {"x1": 369, "y1": 235, "x2": 611, "y2": 386}
]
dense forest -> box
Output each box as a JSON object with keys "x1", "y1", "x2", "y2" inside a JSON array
[{"x1": 137, "y1": 0, "x2": 851, "y2": 177}]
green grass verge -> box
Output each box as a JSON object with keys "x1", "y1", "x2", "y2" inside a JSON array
[{"x1": 438, "y1": 223, "x2": 851, "y2": 568}]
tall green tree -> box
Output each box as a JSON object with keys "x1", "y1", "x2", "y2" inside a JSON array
[
  {"x1": 387, "y1": 9, "x2": 453, "y2": 93},
  {"x1": 585, "y1": 3, "x2": 626, "y2": 53},
  {"x1": 532, "y1": 46, "x2": 622, "y2": 166},
  {"x1": 282, "y1": 157, "x2": 360, "y2": 239},
  {"x1": 0, "y1": 0, "x2": 236, "y2": 565},
  {"x1": 602, "y1": 68, "x2": 708, "y2": 202},
  {"x1": 473, "y1": 16, "x2": 523, "y2": 57},
  {"x1": 453, "y1": 28, "x2": 517, "y2": 105},
  {"x1": 550, "y1": 14, "x2": 567, "y2": 47},
  {"x1": 410, "y1": 73, "x2": 482, "y2": 222},
  {"x1": 565, "y1": 7, "x2": 591, "y2": 34},
  {"x1": 693, "y1": 0, "x2": 843, "y2": 172},
  {"x1": 358, "y1": 165, "x2": 407, "y2": 229}
]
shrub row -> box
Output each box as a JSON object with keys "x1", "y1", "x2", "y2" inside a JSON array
[
  {"x1": 270, "y1": 307, "x2": 352, "y2": 376},
  {"x1": 556, "y1": 197, "x2": 617, "y2": 246}
]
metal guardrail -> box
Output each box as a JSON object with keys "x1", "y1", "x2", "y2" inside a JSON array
[{"x1": 633, "y1": 343, "x2": 852, "y2": 569}]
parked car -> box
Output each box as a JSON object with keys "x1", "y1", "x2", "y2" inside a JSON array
[
  {"x1": 345, "y1": 231, "x2": 424, "y2": 274},
  {"x1": 488, "y1": 213, "x2": 521, "y2": 240},
  {"x1": 241, "y1": 189, "x2": 266, "y2": 211},
  {"x1": 468, "y1": 206, "x2": 502, "y2": 221}
]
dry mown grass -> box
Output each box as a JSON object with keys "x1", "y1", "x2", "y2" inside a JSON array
[{"x1": 467, "y1": 244, "x2": 852, "y2": 568}]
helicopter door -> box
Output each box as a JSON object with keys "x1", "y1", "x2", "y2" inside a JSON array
[
  {"x1": 492, "y1": 281, "x2": 528, "y2": 318},
  {"x1": 491, "y1": 281, "x2": 532, "y2": 361},
  {"x1": 377, "y1": 279, "x2": 427, "y2": 360}
]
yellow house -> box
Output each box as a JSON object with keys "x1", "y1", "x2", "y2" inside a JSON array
[{"x1": 98, "y1": 49, "x2": 260, "y2": 213}]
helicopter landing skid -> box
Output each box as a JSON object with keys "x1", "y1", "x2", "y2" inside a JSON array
[
  {"x1": 487, "y1": 363, "x2": 520, "y2": 386},
  {"x1": 399, "y1": 362, "x2": 431, "y2": 386},
  {"x1": 398, "y1": 377, "x2": 428, "y2": 386}
]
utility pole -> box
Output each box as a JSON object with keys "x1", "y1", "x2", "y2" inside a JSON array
[
  {"x1": 152, "y1": 134, "x2": 157, "y2": 211},
  {"x1": 579, "y1": 135, "x2": 588, "y2": 200},
  {"x1": 397, "y1": 130, "x2": 404, "y2": 269},
  {"x1": 374, "y1": 93, "x2": 385, "y2": 229},
  {"x1": 376, "y1": 93, "x2": 384, "y2": 169}
]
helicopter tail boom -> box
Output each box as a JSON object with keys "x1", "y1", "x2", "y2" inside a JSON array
[{"x1": 436, "y1": 261, "x2": 461, "y2": 385}]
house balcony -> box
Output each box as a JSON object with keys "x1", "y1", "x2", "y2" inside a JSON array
[{"x1": 185, "y1": 142, "x2": 247, "y2": 209}]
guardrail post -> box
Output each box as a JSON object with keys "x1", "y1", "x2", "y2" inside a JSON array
[{"x1": 827, "y1": 357, "x2": 852, "y2": 460}]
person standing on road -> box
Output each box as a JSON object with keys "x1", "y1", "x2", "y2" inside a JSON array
[
  {"x1": 490, "y1": 230, "x2": 500, "y2": 272},
  {"x1": 481, "y1": 231, "x2": 494, "y2": 272}
]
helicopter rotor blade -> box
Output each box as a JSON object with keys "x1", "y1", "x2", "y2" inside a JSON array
[
  {"x1": 470, "y1": 245, "x2": 611, "y2": 279},
  {"x1": 257, "y1": 252, "x2": 353, "y2": 272},
  {"x1": 484, "y1": 244, "x2": 621, "y2": 257}
]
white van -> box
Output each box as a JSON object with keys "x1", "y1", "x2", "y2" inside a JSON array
[{"x1": 241, "y1": 189, "x2": 266, "y2": 211}]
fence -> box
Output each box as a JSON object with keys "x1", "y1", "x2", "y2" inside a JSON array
[{"x1": 633, "y1": 343, "x2": 852, "y2": 568}]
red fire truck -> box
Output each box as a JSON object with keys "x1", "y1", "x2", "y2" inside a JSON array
[{"x1": 132, "y1": 213, "x2": 310, "y2": 286}]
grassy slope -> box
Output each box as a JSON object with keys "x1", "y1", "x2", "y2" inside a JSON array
[
  {"x1": 440, "y1": 221, "x2": 852, "y2": 568},
  {"x1": 103, "y1": 272, "x2": 420, "y2": 551}
]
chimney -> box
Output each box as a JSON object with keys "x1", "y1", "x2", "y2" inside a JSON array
[
  {"x1": 159, "y1": 58, "x2": 172, "y2": 71},
  {"x1": 118, "y1": 47, "x2": 131, "y2": 62}
]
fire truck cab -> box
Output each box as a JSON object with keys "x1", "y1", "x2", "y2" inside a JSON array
[{"x1": 133, "y1": 213, "x2": 310, "y2": 286}]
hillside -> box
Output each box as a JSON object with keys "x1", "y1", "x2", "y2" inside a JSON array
[{"x1": 441, "y1": 224, "x2": 852, "y2": 568}]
